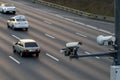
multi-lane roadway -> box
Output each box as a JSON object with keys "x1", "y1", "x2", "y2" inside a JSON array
[{"x1": 0, "y1": 0, "x2": 114, "y2": 80}]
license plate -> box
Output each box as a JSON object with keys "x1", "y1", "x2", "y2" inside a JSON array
[{"x1": 29, "y1": 49, "x2": 35, "y2": 52}]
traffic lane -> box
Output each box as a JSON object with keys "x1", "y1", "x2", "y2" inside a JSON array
[
  {"x1": 4, "y1": 19, "x2": 111, "y2": 80},
  {"x1": 16, "y1": 3, "x2": 112, "y2": 38},
  {"x1": 9, "y1": 48, "x2": 110, "y2": 80},
  {"x1": 10, "y1": 27, "x2": 111, "y2": 80},
  {"x1": 0, "y1": 40, "x2": 47, "y2": 80},
  {"x1": 10, "y1": 22, "x2": 112, "y2": 65},
  {"x1": 4, "y1": 0, "x2": 111, "y2": 37},
  {"x1": 0, "y1": 0, "x2": 111, "y2": 53},
  {"x1": 5, "y1": 8, "x2": 111, "y2": 67},
  {"x1": 0, "y1": 28, "x2": 70, "y2": 80},
  {"x1": 0, "y1": 0, "x2": 111, "y2": 68},
  {"x1": 0, "y1": 14, "x2": 68, "y2": 80},
  {"x1": 0, "y1": 15, "x2": 87, "y2": 79},
  {"x1": 15, "y1": 3, "x2": 112, "y2": 51},
  {"x1": 12, "y1": 0, "x2": 114, "y2": 33},
  {"x1": 14, "y1": 5, "x2": 108, "y2": 52},
  {"x1": 0, "y1": 0, "x2": 114, "y2": 34},
  {"x1": 0, "y1": 0, "x2": 111, "y2": 79},
  {"x1": 10, "y1": 50, "x2": 70, "y2": 80},
  {"x1": 0, "y1": 53, "x2": 48, "y2": 80},
  {"x1": 26, "y1": 15, "x2": 109, "y2": 53},
  {"x1": 9, "y1": 31, "x2": 110, "y2": 78},
  {"x1": 0, "y1": 29, "x2": 107, "y2": 78}
]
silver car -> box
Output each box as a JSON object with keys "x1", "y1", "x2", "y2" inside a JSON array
[
  {"x1": 13, "y1": 39, "x2": 41, "y2": 57},
  {"x1": 7, "y1": 15, "x2": 29, "y2": 31},
  {"x1": 0, "y1": 3, "x2": 16, "y2": 14}
]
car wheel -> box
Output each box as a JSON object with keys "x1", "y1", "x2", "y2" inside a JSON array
[
  {"x1": 13, "y1": 47, "x2": 16, "y2": 53},
  {"x1": 13, "y1": 11, "x2": 16, "y2": 15},
  {"x1": 12, "y1": 25, "x2": 16, "y2": 30},
  {"x1": 7, "y1": 23, "x2": 10, "y2": 28},
  {"x1": 2, "y1": 9, "x2": 5, "y2": 14},
  {"x1": 24, "y1": 28, "x2": 28, "y2": 31}
]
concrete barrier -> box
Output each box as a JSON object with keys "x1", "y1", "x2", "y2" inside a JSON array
[{"x1": 31, "y1": 0, "x2": 114, "y2": 22}]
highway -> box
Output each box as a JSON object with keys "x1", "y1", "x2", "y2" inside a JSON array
[{"x1": 0, "y1": 0, "x2": 114, "y2": 80}]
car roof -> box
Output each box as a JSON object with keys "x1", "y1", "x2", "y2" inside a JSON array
[
  {"x1": 19, "y1": 39, "x2": 36, "y2": 43},
  {"x1": 1, "y1": 3, "x2": 14, "y2": 6},
  {"x1": 12, "y1": 15, "x2": 26, "y2": 19}
]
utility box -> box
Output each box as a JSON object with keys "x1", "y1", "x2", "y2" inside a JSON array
[{"x1": 110, "y1": 66, "x2": 120, "y2": 80}]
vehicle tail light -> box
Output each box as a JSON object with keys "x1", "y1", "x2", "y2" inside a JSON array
[
  {"x1": 36, "y1": 49, "x2": 41, "y2": 53},
  {"x1": 22, "y1": 49, "x2": 28, "y2": 53}
]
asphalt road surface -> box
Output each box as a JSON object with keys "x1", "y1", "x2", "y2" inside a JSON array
[{"x1": 0, "y1": 0, "x2": 114, "y2": 80}]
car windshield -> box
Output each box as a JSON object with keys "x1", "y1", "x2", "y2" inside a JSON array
[
  {"x1": 16, "y1": 19, "x2": 26, "y2": 21},
  {"x1": 25, "y1": 42, "x2": 38, "y2": 47}
]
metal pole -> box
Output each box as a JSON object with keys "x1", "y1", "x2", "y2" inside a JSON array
[{"x1": 115, "y1": 0, "x2": 120, "y2": 65}]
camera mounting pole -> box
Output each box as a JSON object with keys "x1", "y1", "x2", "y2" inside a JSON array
[
  {"x1": 114, "y1": 0, "x2": 120, "y2": 65},
  {"x1": 61, "y1": 0, "x2": 120, "y2": 80}
]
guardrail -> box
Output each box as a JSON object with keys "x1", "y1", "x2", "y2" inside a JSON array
[{"x1": 31, "y1": 0, "x2": 114, "y2": 22}]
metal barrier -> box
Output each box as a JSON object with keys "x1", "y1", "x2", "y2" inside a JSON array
[{"x1": 31, "y1": 0, "x2": 114, "y2": 22}]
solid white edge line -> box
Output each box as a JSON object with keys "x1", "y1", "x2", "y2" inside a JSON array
[
  {"x1": 9, "y1": 56, "x2": 20, "y2": 64},
  {"x1": 64, "y1": 18, "x2": 74, "y2": 22},
  {"x1": 45, "y1": 34, "x2": 55, "y2": 39},
  {"x1": 76, "y1": 33, "x2": 87, "y2": 38},
  {"x1": 99, "y1": 29, "x2": 112, "y2": 34},
  {"x1": 12, "y1": 35, "x2": 21, "y2": 40},
  {"x1": 46, "y1": 53, "x2": 59, "y2": 62},
  {"x1": 55, "y1": 14, "x2": 64, "y2": 18},
  {"x1": 84, "y1": 51, "x2": 100, "y2": 59},
  {"x1": 75, "y1": 21, "x2": 85, "y2": 25}
]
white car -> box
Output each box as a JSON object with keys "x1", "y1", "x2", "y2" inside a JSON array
[
  {"x1": 0, "y1": 3, "x2": 16, "y2": 14},
  {"x1": 7, "y1": 15, "x2": 29, "y2": 31},
  {"x1": 13, "y1": 39, "x2": 41, "y2": 57}
]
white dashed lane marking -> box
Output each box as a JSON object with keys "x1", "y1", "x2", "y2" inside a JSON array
[
  {"x1": 76, "y1": 33, "x2": 87, "y2": 38},
  {"x1": 46, "y1": 53, "x2": 59, "y2": 62},
  {"x1": 9, "y1": 56, "x2": 20, "y2": 64},
  {"x1": 12, "y1": 35, "x2": 21, "y2": 40},
  {"x1": 45, "y1": 33, "x2": 55, "y2": 39}
]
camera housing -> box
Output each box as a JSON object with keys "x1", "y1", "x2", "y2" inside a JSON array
[
  {"x1": 97, "y1": 35, "x2": 115, "y2": 46},
  {"x1": 66, "y1": 42, "x2": 82, "y2": 48}
]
